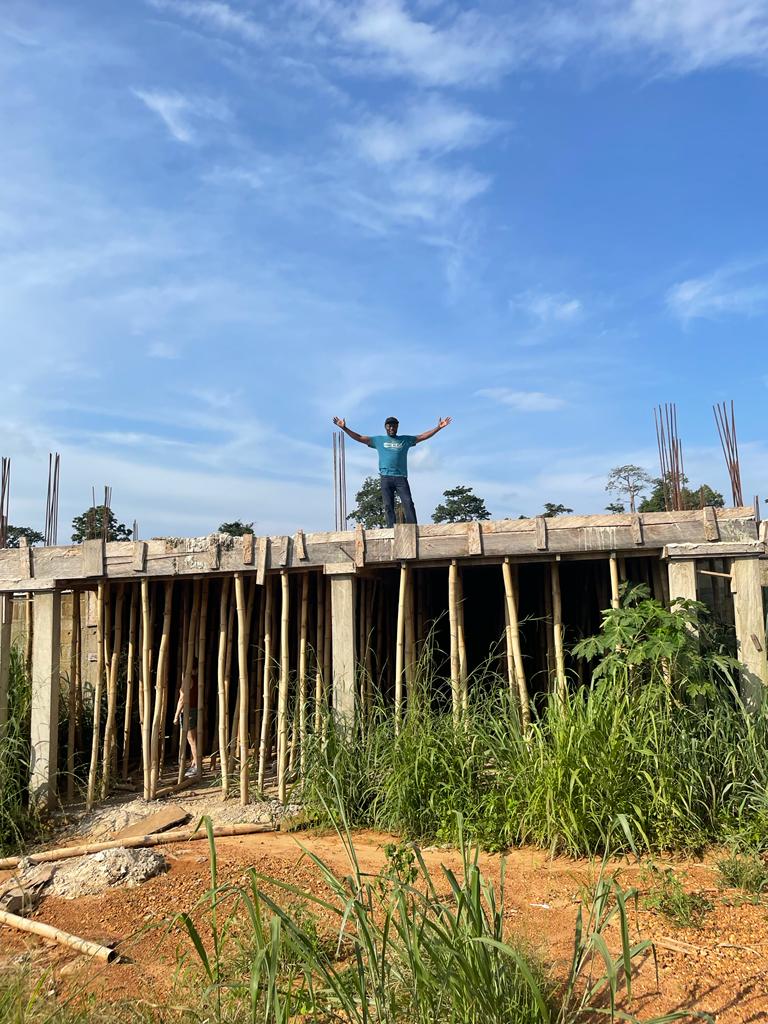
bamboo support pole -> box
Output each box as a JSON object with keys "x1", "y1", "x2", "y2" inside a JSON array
[
  {"x1": 224, "y1": 592, "x2": 236, "y2": 774},
  {"x1": 364, "y1": 580, "x2": 375, "y2": 717},
  {"x1": 448, "y1": 561, "x2": 460, "y2": 725},
  {"x1": 394, "y1": 562, "x2": 408, "y2": 734},
  {"x1": 251, "y1": 586, "x2": 265, "y2": 745},
  {"x1": 502, "y1": 560, "x2": 530, "y2": 730},
  {"x1": 551, "y1": 561, "x2": 566, "y2": 698},
  {"x1": 101, "y1": 584, "x2": 124, "y2": 799},
  {"x1": 149, "y1": 581, "x2": 173, "y2": 798},
  {"x1": 216, "y1": 577, "x2": 231, "y2": 798},
  {"x1": 277, "y1": 571, "x2": 290, "y2": 803},
  {"x1": 196, "y1": 580, "x2": 209, "y2": 774},
  {"x1": 358, "y1": 579, "x2": 366, "y2": 718},
  {"x1": 314, "y1": 574, "x2": 324, "y2": 733},
  {"x1": 121, "y1": 588, "x2": 137, "y2": 780},
  {"x1": 609, "y1": 553, "x2": 621, "y2": 610},
  {"x1": 24, "y1": 594, "x2": 32, "y2": 678},
  {"x1": 0, "y1": 909, "x2": 117, "y2": 963},
  {"x1": 298, "y1": 572, "x2": 308, "y2": 774},
  {"x1": 66, "y1": 593, "x2": 79, "y2": 802},
  {"x1": 0, "y1": 823, "x2": 276, "y2": 871},
  {"x1": 258, "y1": 576, "x2": 273, "y2": 791},
  {"x1": 404, "y1": 572, "x2": 414, "y2": 697},
  {"x1": 140, "y1": 579, "x2": 153, "y2": 799},
  {"x1": 322, "y1": 577, "x2": 331, "y2": 715},
  {"x1": 85, "y1": 583, "x2": 105, "y2": 811},
  {"x1": 456, "y1": 569, "x2": 468, "y2": 714},
  {"x1": 177, "y1": 581, "x2": 200, "y2": 784},
  {"x1": 234, "y1": 574, "x2": 250, "y2": 805},
  {"x1": 74, "y1": 593, "x2": 84, "y2": 754}
]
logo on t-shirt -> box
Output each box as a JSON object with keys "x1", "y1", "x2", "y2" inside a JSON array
[{"x1": 383, "y1": 441, "x2": 404, "y2": 449}]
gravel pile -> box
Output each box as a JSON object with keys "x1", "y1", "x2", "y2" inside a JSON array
[{"x1": 45, "y1": 848, "x2": 167, "y2": 899}]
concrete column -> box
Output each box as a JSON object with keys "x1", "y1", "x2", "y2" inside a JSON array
[
  {"x1": 0, "y1": 593, "x2": 12, "y2": 737},
  {"x1": 330, "y1": 572, "x2": 356, "y2": 726},
  {"x1": 667, "y1": 560, "x2": 697, "y2": 604},
  {"x1": 29, "y1": 590, "x2": 62, "y2": 809},
  {"x1": 731, "y1": 557, "x2": 768, "y2": 712}
]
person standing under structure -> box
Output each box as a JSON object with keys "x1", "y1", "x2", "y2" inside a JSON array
[{"x1": 333, "y1": 414, "x2": 452, "y2": 528}]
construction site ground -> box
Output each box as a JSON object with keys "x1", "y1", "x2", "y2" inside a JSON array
[{"x1": 1, "y1": 789, "x2": 767, "y2": 1023}]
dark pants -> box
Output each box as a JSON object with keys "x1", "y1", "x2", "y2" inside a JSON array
[{"x1": 380, "y1": 475, "x2": 417, "y2": 528}]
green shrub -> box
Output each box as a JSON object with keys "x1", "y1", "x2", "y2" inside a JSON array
[
  {"x1": 0, "y1": 643, "x2": 43, "y2": 855},
  {"x1": 643, "y1": 864, "x2": 713, "y2": 928},
  {"x1": 716, "y1": 850, "x2": 768, "y2": 895}
]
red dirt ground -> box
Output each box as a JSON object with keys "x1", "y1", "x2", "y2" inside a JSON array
[{"x1": 2, "y1": 830, "x2": 767, "y2": 1022}]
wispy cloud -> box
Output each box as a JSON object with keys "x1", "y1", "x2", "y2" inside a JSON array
[
  {"x1": 511, "y1": 291, "x2": 582, "y2": 324},
  {"x1": 345, "y1": 94, "x2": 496, "y2": 165},
  {"x1": 476, "y1": 388, "x2": 566, "y2": 412},
  {"x1": 667, "y1": 261, "x2": 768, "y2": 320},
  {"x1": 132, "y1": 88, "x2": 229, "y2": 142},
  {"x1": 146, "y1": 0, "x2": 264, "y2": 44}
]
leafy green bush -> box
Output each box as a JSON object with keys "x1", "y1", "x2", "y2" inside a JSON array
[
  {"x1": 716, "y1": 850, "x2": 768, "y2": 895},
  {"x1": 0, "y1": 643, "x2": 43, "y2": 855}
]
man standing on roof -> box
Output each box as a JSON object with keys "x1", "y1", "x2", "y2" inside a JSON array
[{"x1": 333, "y1": 414, "x2": 452, "y2": 528}]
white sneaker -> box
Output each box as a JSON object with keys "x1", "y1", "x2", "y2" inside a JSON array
[{"x1": 184, "y1": 764, "x2": 198, "y2": 778}]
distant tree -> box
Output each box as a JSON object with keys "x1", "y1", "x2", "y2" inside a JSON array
[
  {"x1": 347, "y1": 476, "x2": 389, "y2": 529},
  {"x1": 71, "y1": 506, "x2": 132, "y2": 543},
  {"x1": 218, "y1": 520, "x2": 254, "y2": 536},
  {"x1": 605, "y1": 502, "x2": 626, "y2": 514},
  {"x1": 542, "y1": 502, "x2": 573, "y2": 517},
  {"x1": 638, "y1": 476, "x2": 725, "y2": 513},
  {"x1": 605, "y1": 464, "x2": 653, "y2": 513},
  {"x1": 432, "y1": 485, "x2": 491, "y2": 524},
  {"x1": 5, "y1": 525, "x2": 45, "y2": 548}
]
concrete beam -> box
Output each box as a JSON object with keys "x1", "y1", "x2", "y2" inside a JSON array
[
  {"x1": 731, "y1": 558, "x2": 768, "y2": 712},
  {"x1": 330, "y1": 573, "x2": 356, "y2": 726},
  {"x1": 29, "y1": 590, "x2": 61, "y2": 810}
]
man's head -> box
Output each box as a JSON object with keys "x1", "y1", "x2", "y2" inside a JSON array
[{"x1": 384, "y1": 416, "x2": 399, "y2": 436}]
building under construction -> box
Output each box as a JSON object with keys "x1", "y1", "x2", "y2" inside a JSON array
[{"x1": 0, "y1": 506, "x2": 766, "y2": 813}]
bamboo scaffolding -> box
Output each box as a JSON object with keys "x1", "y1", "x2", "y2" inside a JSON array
[
  {"x1": 394, "y1": 562, "x2": 408, "y2": 734},
  {"x1": 235, "y1": 573, "x2": 250, "y2": 805},
  {"x1": 140, "y1": 578, "x2": 153, "y2": 799},
  {"x1": 85, "y1": 582, "x2": 105, "y2": 811},
  {"x1": 277, "y1": 571, "x2": 290, "y2": 803},
  {"x1": 149, "y1": 581, "x2": 173, "y2": 798},
  {"x1": 551, "y1": 562, "x2": 566, "y2": 698},
  {"x1": 101, "y1": 583, "x2": 124, "y2": 800},
  {"x1": 502, "y1": 559, "x2": 530, "y2": 730},
  {"x1": 224, "y1": 591, "x2": 236, "y2": 774},
  {"x1": 364, "y1": 579, "x2": 375, "y2": 717},
  {"x1": 66, "y1": 593, "x2": 79, "y2": 802},
  {"x1": 404, "y1": 571, "x2": 414, "y2": 695},
  {"x1": 177, "y1": 581, "x2": 200, "y2": 785},
  {"x1": 0, "y1": 909, "x2": 117, "y2": 964},
  {"x1": 217, "y1": 577, "x2": 231, "y2": 798},
  {"x1": 196, "y1": 580, "x2": 209, "y2": 774},
  {"x1": 448, "y1": 561, "x2": 460, "y2": 725},
  {"x1": 121, "y1": 587, "x2": 137, "y2": 780},
  {"x1": 456, "y1": 569, "x2": 468, "y2": 714},
  {"x1": 298, "y1": 572, "x2": 309, "y2": 774},
  {"x1": 609, "y1": 553, "x2": 621, "y2": 610},
  {"x1": 322, "y1": 577, "x2": 331, "y2": 714},
  {"x1": 258, "y1": 575, "x2": 273, "y2": 791},
  {"x1": 24, "y1": 594, "x2": 32, "y2": 678},
  {"x1": 314, "y1": 574, "x2": 324, "y2": 733},
  {"x1": 74, "y1": 593, "x2": 84, "y2": 755}
]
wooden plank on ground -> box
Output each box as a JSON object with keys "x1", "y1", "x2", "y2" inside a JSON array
[
  {"x1": 393, "y1": 523, "x2": 418, "y2": 560},
  {"x1": 535, "y1": 517, "x2": 548, "y2": 551},
  {"x1": 113, "y1": 804, "x2": 190, "y2": 841},
  {"x1": 466, "y1": 521, "x2": 483, "y2": 556},
  {"x1": 702, "y1": 506, "x2": 720, "y2": 541}
]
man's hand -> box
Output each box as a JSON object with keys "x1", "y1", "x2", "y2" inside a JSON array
[
  {"x1": 415, "y1": 415, "x2": 453, "y2": 444},
  {"x1": 333, "y1": 416, "x2": 346, "y2": 429},
  {"x1": 438, "y1": 416, "x2": 452, "y2": 430},
  {"x1": 333, "y1": 416, "x2": 370, "y2": 445}
]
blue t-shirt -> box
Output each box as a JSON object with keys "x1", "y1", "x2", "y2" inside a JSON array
[{"x1": 368, "y1": 434, "x2": 417, "y2": 477}]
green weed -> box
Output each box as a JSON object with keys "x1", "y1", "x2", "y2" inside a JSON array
[
  {"x1": 643, "y1": 864, "x2": 713, "y2": 928},
  {"x1": 716, "y1": 849, "x2": 768, "y2": 895}
]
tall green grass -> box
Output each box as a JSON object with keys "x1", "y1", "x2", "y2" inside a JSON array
[
  {"x1": 0, "y1": 642, "x2": 42, "y2": 855},
  {"x1": 303, "y1": 589, "x2": 768, "y2": 856}
]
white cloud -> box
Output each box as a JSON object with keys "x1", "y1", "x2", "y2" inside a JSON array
[
  {"x1": 511, "y1": 291, "x2": 582, "y2": 324},
  {"x1": 146, "y1": 0, "x2": 264, "y2": 44},
  {"x1": 132, "y1": 88, "x2": 229, "y2": 142},
  {"x1": 346, "y1": 94, "x2": 496, "y2": 164},
  {"x1": 667, "y1": 262, "x2": 768, "y2": 320},
  {"x1": 476, "y1": 388, "x2": 566, "y2": 412}
]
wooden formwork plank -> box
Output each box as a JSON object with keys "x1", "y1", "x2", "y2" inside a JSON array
[
  {"x1": 393, "y1": 523, "x2": 418, "y2": 560},
  {"x1": 630, "y1": 514, "x2": 644, "y2": 545},
  {"x1": 702, "y1": 506, "x2": 720, "y2": 541},
  {"x1": 354, "y1": 524, "x2": 366, "y2": 567},
  {"x1": 82, "y1": 540, "x2": 104, "y2": 578},
  {"x1": 466, "y1": 521, "x2": 483, "y2": 556},
  {"x1": 242, "y1": 533, "x2": 255, "y2": 565},
  {"x1": 535, "y1": 517, "x2": 548, "y2": 551},
  {"x1": 294, "y1": 530, "x2": 308, "y2": 561}
]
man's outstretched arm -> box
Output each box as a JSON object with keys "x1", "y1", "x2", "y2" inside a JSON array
[
  {"x1": 414, "y1": 416, "x2": 452, "y2": 444},
  {"x1": 333, "y1": 416, "x2": 371, "y2": 445}
]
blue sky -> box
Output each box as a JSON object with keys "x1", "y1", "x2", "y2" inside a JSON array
[{"x1": 1, "y1": 0, "x2": 767, "y2": 538}]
